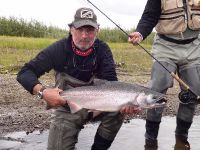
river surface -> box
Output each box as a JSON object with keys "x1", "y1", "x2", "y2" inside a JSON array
[{"x1": 1, "y1": 116, "x2": 200, "y2": 150}]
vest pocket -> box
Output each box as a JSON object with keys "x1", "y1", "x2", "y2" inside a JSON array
[
  {"x1": 177, "y1": 0, "x2": 184, "y2": 8},
  {"x1": 156, "y1": 15, "x2": 186, "y2": 34},
  {"x1": 189, "y1": 0, "x2": 200, "y2": 7},
  {"x1": 187, "y1": 1, "x2": 200, "y2": 30},
  {"x1": 189, "y1": 13, "x2": 200, "y2": 29},
  {"x1": 163, "y1": 0, "x2": 183, "y2": 10},
  {"x1": 163, "y1": 0, "x2": 177, "y2": 10},
  {"x1": 158, "y1": 0, "x2": 186, "y2": 34},
  {"x1": 156, "y1": 7, "x2": 186, "y2": 34}
]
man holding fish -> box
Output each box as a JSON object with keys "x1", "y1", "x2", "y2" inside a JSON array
[{"x1": 17, "y1": 7, "x2": 148, "y2": 150}]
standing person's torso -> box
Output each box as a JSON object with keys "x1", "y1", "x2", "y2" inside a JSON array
[{"x1": 155, "y1": 0, "x2": 200, "y2": 39}]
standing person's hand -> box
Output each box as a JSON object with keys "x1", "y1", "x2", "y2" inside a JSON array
[
  {"x1": 128, "y1": 32, "x2": 143, "y2": 45},
  {"x1": 42, "y1": 88, "x2": 66, "y2": 108}
]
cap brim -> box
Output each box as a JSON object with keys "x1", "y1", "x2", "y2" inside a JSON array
[{"x1": 71, "y1": 20, "x2": 99, "y2": 29}]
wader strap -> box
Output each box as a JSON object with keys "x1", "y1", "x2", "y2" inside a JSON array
[
  {"x1": 46, "y1": 72, "x2": 95, "y2": 110},
  {"x1": 55, "y1": 72, "x2": 95, "y2": 89},
  {"x1": 158, "y1": 34, "x2": 197, "y2": 44}
]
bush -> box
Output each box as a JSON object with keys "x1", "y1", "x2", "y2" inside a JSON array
[
  {"x1": 0, "y1": 16, "x2": 155, "y2": 44},
  {"x1": 0, "y1": 17, "x2": 67, "y2": 39}
]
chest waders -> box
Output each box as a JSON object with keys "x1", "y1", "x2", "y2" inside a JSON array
[
  {"x1": 145, "y1": 33, "x2": 200, "y2": 149},
  {"x1": 144, "y1": 0, "x2": 200, "y2": 147},
  {"x1": 47, "y1": 72, "x2": 124, "y2": 150}
]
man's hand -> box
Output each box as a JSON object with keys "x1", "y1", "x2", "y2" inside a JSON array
[
  {"x1": 33, "y1": 84, "x2": 66, "y2": 108},
  {"x1": 120, "y1": 105, "x2": 142, "y2": 114},
  {"x1": 42, "y1": 88, "x2": 66, "y2": 108},
  {"x1": 128, "y1": 32, "x2": 143, "y2": 45}
]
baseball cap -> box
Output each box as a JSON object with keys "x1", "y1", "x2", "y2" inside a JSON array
[{"x1": 69, "y1": 7, "x2": 99, "y2": 29}]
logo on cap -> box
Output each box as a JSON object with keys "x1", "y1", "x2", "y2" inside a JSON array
[{"x1": 80, "y1": 10, "x2": 94, "y2": 19}]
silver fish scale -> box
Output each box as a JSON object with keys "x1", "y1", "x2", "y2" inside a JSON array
[{"x1": 61, "y1": 80, "x2": 166, "y2": 112}]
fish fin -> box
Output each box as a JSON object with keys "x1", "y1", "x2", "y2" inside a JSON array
[
  {"x1": 92, "y1": 111, "x2": 102, "y2": 118},
  {"x1": 67, "y1": 101, "x2": 82, "y2": 113},
  {"x1": 88, "y1": 110, "x2": 102, "y2": 118}
]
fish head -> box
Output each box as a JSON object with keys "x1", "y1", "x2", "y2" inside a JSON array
[
  {"x1": 136, "y1": 93, "x2": 167, "y2": 109},
  {"x1": 136, "y1": 93, "x2": 147, "y2": 106}
]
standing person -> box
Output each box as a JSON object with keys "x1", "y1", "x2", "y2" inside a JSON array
[
  {"x1": 128, "y1": 0, "x2": 200, "y2": 149},
  {"x1": 17, "y1": 7, "x2": 139, "y2": 150}
]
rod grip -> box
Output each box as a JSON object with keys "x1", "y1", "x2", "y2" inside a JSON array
[
  {"x1": 171, "y1": 72, "x2": 200, "y2": 100},
  {"x1": 170, "y1": 72, "x2": 189, "y2": 90}
]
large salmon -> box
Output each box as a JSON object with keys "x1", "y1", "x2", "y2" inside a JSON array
[{"x1": 60, "y1": 80, "x2": 166, "y2": 113}]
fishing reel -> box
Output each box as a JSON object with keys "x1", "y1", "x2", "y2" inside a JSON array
[{"x1": 178, "y1": 90, "x2": 200, "y2": 104}]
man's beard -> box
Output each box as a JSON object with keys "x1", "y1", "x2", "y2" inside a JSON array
[{"x1": 75, "y1": 38, "x2": 95, "y2": 51}]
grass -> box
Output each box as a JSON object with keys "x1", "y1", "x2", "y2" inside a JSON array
[
  {"x1": 0, "y1": 36, "x2": 56, "y2": 49},
  {"x1": 0, "y1": 36, "x2": 153, "y2": 74},
  {"x1": 109, "y1": 43, "x2": 152, "y2": 73}
]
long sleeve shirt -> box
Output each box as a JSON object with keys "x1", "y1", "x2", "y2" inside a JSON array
[
  {"x1": 136, "y1": 0, "x2": 161, "y2": 40},
  {"x1": 17, "y1": 35, "x2": 117, "y2": 94}
]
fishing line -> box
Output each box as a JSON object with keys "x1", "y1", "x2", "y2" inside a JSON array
[{"x1": 87, "y1": 0, "x2": 200, "y2": 101}]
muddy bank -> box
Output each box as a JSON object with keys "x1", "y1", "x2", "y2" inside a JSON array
[{"x1": 0, "y1": 73, "x2": 200, "y2": 135}]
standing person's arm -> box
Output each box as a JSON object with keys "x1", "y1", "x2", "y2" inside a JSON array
[{"x1": 129, "y1": 0, "x2": 161, "y2": 44}]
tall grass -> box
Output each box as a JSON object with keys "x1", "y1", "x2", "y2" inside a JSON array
[
  {"x1": 0, "y1": 48, "x2": 40, "y2": 73},
  {"x1": 98, "y1": 28, "x2": 155, "y2": 45},
  {"x1": 0, "y1": 16, "x2": 155, "y2": 44},
  {"x1": 0, "y1": 17, "x2": 67, "y2": 39},
  {"x1": 0, "y1": 36, "x2": 153, "y2": 74},
  {"x1": 0, "y1": 36, "x2": 56, "y2": 49},
  {"x1": 98, "y1": 28, "x2": 128, "y2": 42},
  {"x1": 110, "y1": 43, "x2": 152, "y2": 73},
  {"x1": 0, "y1": 36, "x2": 56, "y2": 73}
]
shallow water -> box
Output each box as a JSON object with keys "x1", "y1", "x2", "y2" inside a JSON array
[{"x1": 1, "y1": 116, "x2": 200, "y2": 150}]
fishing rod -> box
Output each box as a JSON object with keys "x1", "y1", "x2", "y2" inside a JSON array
[{"x1": 87, "y1": 0, "x2": 200, "y2": 103}]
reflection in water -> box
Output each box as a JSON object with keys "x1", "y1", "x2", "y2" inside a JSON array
[
  {"x1": 78, "y1": 116, "x2": 200, "y2": 150},
  {"x1": 0, "y1": 116, "x2": 200, "y2": 150}
]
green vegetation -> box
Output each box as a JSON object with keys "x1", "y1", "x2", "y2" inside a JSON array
[
  {"x1": 0, "y1": 17, "x2": 154, "y2": 44},
  {"x1": 98, "y1": 28, "x2": 155, "y2": 45},
  {"x1": 0, "y1": 36, "x2": 57, "y2": 73},
  {"x1": 0, "y1": 16, "x2": 155, "y2": 74},
  {"x1": 0, "y1": 17, "x2": 67, "y2": 38},
  {"x1": 0, "y1": 36, "x2": 153, "y2": 74},
  {"x1": 111, "y1": 43, "x2": 152, "y2": 73},
  {"x1": 0, "y1": 36, "x2": 56, "y2": 49},
  {"x1": 98, "y1": 28, "x2": 128, "y2": 42}
]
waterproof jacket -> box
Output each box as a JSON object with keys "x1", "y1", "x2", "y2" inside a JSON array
[{"x1": 17, "y1": 35, "x2": 117, "y2": 94}]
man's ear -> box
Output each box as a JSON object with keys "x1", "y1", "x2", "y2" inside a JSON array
[
  {"x1": 69, "y1": 26, "x2": 72, "y2": 32},
  {"x1": 69, "y1": 26, "x2": 74, "y2": 34},
  {"x1": 96, "y1": 28, "x2": 100, "y2": 33}
]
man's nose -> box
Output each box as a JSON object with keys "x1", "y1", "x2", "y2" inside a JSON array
[{"x1": 81, "y1": 31, "x2": 89, "y2": 37}]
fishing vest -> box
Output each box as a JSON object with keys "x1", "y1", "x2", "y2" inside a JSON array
[{"x1": 155, "y1": 0, "x2": 200, "y2": 34}]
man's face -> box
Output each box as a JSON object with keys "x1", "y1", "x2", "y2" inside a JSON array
[{"x1": 70, "y1": 25, "x2": 98, "y2": 51}]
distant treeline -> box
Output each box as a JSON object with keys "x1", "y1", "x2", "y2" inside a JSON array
[{"x1": 0, "y1": 17, "x2": 155, "y2": 44}]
